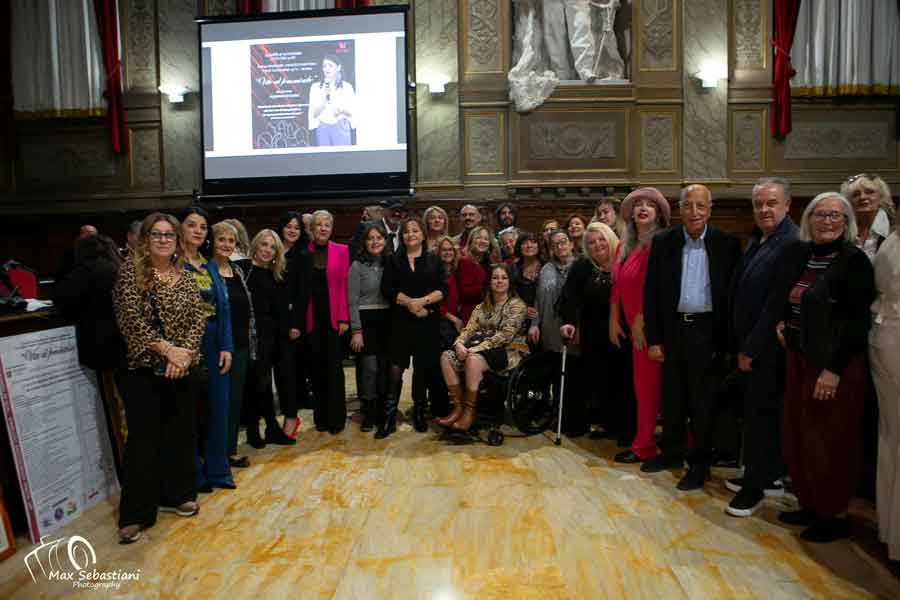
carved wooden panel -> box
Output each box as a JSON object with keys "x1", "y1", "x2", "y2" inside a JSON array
[
  {"x1": 17, "y1": 125, "x2": 125, "y2": 190},
  {"x1": 463, "y1": 112, "x2": 505, "y2": 177},
  {"x1": 123, "y1": 0, "x2": 158, "y2": 91},
  {"x1": 785, "y1": 123, "x2": 890, "y2": 160},
  {"x1": 731, "y1": 109, "x2": 765, "y2": 172},
  {"x1": 461, "y1": 0, "x2": 507, "y2": 77},
  {"x1": 129, "y1": 127, "x2": 163, "y2": 189},
  {"x1": 640, "y1": 111, "x2": 678, "y2": 173},
  {"x1": 733, "y1": 0, "x2": 765, "y2": 70},
  {"x1": 513, "y1": 108, "x2": 629, "y2": 176},
  {"x1": 637, "y1": 0, "x2": 677, "y2": 71},
  {"x1": 771, "y1": 108, "x2": 898, "y2": 173}
]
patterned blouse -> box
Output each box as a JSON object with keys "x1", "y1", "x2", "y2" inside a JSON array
[
  {"x1": 113, "y1": 260, "x2": 206, "y2": 370},
  {"x1": 449, "y1": 296, "x2": 529, "y2": 374},
  {"x1": 184, "y1": 255, "x2": 217, "y2": 321}
]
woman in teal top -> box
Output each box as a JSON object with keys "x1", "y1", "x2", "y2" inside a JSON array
[{"x1": 180, "y1": 207, "x2": 235, "y2": 492}]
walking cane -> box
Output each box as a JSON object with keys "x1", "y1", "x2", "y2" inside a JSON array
[{"x1": 555, "y1": 341, "x2": 568, "y2": 446}]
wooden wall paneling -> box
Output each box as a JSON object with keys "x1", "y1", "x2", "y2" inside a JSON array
[
  {"x1": 638, "y1": 108, "x2": 681, "y2": 178},
  {"x1": 633, "y1": 0, "x2": 681, "y2": 87},
  {"x1": 462, "y1": 110, "x2": 506, "y2": 179},
  {"x1": 729, "y1": 107, "x2": 767, "y2": 175},
  {"x1": 729, "y1": 0, "x2": 771, "y2": 91},
  {"x1": 122, "y1": 0, "x2": 160, "y2": 92},
  {"x1": 128, "y1": 127, "x2": 164, "y2": 189},
  {"x1": 769, "y1": 106, "x2": 899, "y2": 181},
  {"x1": 459, "y1": 0, "x2": 509, "y2": 88}
]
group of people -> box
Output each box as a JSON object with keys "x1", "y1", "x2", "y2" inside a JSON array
[{"x1": 51, "y1": 178, "x2": 899, "y2": 562}]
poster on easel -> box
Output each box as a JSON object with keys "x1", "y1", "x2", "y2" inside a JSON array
[{"x1": 0, "y1": 327, "x2": 119, "y2": 544}]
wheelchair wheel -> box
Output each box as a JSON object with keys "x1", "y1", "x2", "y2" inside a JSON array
[
  {"x1": 486, "y1": 430, "x2": 504, "y2": 446},
  {"x1": 507, "y1": 352, "x2": 557, "y2": 435}
]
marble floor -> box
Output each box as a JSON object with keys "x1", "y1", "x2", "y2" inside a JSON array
[{"x1": 1, "y1": 384, "x2": 899, "y2": 598}]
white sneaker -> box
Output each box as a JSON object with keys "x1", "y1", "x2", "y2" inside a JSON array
[
  {"x1": 725, "y1": 477, "x2": 785, "y2": 497},
  {"x1": 159, "y1": 501, "x2": 199, "y2": 517}
]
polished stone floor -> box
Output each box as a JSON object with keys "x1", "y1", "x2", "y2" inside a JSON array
[{"x1": 2, "y1": 385, "x2": 899, "y2": 598}]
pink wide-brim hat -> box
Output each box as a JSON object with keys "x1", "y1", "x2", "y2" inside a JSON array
[{"x1": 620, "y1": 187, "x2": 671, "y2": 226}]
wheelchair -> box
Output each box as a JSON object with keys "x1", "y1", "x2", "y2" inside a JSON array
[{"x1": 440, "y1": 350, "x2": 559, "y2": 446}]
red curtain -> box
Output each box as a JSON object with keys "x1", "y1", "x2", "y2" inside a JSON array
[
  {"x1": 335, "y1": 0, "x2": 370, "y2": 7},
  {"x1": 236, "y1": 0, "x2": 264, "y2": 13},
  {"x1": 771, "y1": 0, "x2": 802, "y2": 137},
  {"x1": 94, "y1": 0, "x2": 126, "y2": 154},
  {"x1": 0, "y1": 1, "x2": 15, "y2": 160}
]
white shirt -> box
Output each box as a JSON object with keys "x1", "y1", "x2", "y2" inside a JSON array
[{"x1": 308, "y1": 80, "x2": 356, "y2": 129}]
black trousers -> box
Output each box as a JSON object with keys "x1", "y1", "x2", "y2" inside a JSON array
[
  {"x1": 659, "y1": 316, "x2": 719, "y2": 465},
  {"x1": 309, "y1": 326, "x2": 347, "y2": 430},
  {"x1": 274, "y1": 337, "x2": 313, "y2": 419},
  {"x1": 116, "y1": 369, "x2": 197, "y2": 529},
  {"x1": 741, "y1": 344, "x2": 787, "y2": 489},
  {"x1": 246, "y1": 358, "x2": 278, "y2": 430}
]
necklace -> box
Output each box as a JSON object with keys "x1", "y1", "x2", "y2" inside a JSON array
[{"x1": 154, "y1": 266, "x2": 178, "y2": 285}]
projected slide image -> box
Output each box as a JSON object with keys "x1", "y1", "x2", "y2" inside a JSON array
[{"x1": 251, "y1": 40, "x2": 356, "y2": 149}]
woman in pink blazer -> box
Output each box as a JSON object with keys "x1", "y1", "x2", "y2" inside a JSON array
[{"x1": 305, "y1": 210, "x2": 350, "y2": 434}]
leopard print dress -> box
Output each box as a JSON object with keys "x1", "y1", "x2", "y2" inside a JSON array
[{"x1": 113, "y1": 260, "x2": 207, "y2": 370}]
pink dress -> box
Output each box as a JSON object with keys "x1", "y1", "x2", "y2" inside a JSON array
[{"x1": 612, "y1": 244, "x2": 661, "y2": 459}]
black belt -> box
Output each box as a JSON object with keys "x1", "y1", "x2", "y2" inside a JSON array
[{"x1": 677, "y1": 312, "x2": 712, "y2": 323}]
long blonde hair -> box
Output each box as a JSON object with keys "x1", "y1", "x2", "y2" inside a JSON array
[
  {"x1": 435, "y1": 235, "x2": 460, "y2": 275},
  {"x1": 133, "y1": 213, "x2": 185, "y2": 292},
  {"x1": 465, "y1": 225, "x2": 500, "y2": 263},
  {"x1": 249, "y1": 229, "x2": 287, "y2": 282},
  {"x1": 423, "y1": 205, "x2": 449, "y2": 243}
]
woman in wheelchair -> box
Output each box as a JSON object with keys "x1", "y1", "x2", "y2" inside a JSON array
[{"x1": 437, "y1": 264, "x2": 529, "y2": 431}]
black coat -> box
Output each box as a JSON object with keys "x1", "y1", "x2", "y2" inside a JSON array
[
  {"x1": 557, "y1": 257, "x2": 614, "y2": 356},
  {"x1": 236, "y1": 259, "x2": 290, "y2": 366},
  {"x1": 283, "y1": 244, "x2": 310, "y2": 331},
  {"x1": 729, "y1": 216, "x2": 799, "y2": 359},
  {"x1": 760, "y1": 238, "x2": 874, "y2": 374},
  {"x1": 53, "y1": 257, "x2": 126, "y2": 371},
  {"x1": 643, "y1": 224, "x2": 743, "y2": 357}
]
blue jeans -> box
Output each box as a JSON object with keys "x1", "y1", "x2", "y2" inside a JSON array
[{"x1": 315, "y1": 119, "x2": 352, "y2": 146}]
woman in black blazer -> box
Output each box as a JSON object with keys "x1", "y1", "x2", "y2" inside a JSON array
[{"x1": 380, "y1": 217, "x2": 447, "y2": 437}]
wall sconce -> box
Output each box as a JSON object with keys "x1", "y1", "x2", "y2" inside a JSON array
[
  {"x1": 420, "y1": 72, "x2": 451, "y2": 95},
  {"x1": 695, "y1": 62, "x2": 727, "y2": 88},
  {"x1": 158, "y1": 84, "x2": 190, "y2": 103}
]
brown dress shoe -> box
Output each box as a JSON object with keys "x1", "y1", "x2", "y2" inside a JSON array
[
  {"x1": 437, "y1": 384, "x2": 463, "y2": 426},
  {"x1": 451, "y1": 388, "x2": 479, "y2": 431}
]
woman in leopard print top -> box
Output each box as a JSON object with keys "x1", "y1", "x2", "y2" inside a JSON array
[{"x1": 112, "y1": 213, "x2": 205, "y2": 545}]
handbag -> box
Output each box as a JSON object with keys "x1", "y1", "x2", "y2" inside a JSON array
[{"x1": 147, "y1": 290, "x2": 208, "y2": 381}]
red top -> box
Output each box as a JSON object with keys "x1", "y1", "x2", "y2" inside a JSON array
[
  {"x1": 440, "y1": 271, "x2": 461, "y2": 319},
  {"x1": 456, "y1": 255, "x2": 488, "y2": 325},
  {"x1": 611, "y1": 244, "x2": 650, "y2": 327}
]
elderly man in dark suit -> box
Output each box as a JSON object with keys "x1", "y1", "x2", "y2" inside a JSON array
[
  {"x1": 642, "y1": 184, "x2": 743, "y2": 490},
  {"x1": 725, "y1": 177, "x2": 799, "y2": 516}
]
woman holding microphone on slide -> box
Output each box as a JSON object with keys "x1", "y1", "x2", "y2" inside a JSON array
[{"x1": 309, "y1": 54, "x2": 356, "y2": 147}]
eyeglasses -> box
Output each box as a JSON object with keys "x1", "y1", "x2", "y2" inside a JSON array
[
  {"x1": 811, "y1": 211, "x2": 846, "y2": 223},
  {"x1": 552, "y1": 239, "x2": 572, "y2": 247},
  {"x1": 846, "y1": 173, "x2": 880, "y2": 184},
  {"x1": 149, "y1": 231, "x2": 177, "y2": 242}
]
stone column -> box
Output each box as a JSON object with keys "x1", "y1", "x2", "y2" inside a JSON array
[{"x1": 682, "y1": 0, "x2": 728, "y2": 181}]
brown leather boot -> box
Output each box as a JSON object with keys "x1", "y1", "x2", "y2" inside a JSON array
[
  {"x1": 451, "y1": 388, "x2": 479, "y2": 431},
  {"x1": 437, "y1": 384, "x2": 463, "y2": 426}
]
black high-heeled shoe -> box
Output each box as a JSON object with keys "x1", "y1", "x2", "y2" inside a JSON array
[{"x1": 265, "y1": 426, "x2": 297, "y2": 446}]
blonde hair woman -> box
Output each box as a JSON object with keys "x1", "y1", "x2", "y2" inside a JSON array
[
  {"x1": 558, "y1": 222, "x2": 621, "y2": 438},
  {"x1": 239, "y1": 229, "x2": 295, "y2": 448},
  {"x1": 423, "y1": 205, "x2": 450, "y2": 252}
]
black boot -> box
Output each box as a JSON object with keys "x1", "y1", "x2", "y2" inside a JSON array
[
  {"x1": 360, "y1": 396, "x2": 376, "y2": 433},
  {"x1": 246, "y1": 419, "x2": 266, "y2": 449},
  {"x1": 375, "y1": 380, "x2": 401, "y2": 439},
  {"x1": 412, "y1": 400, "x2": 428, "y2": 433}
]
